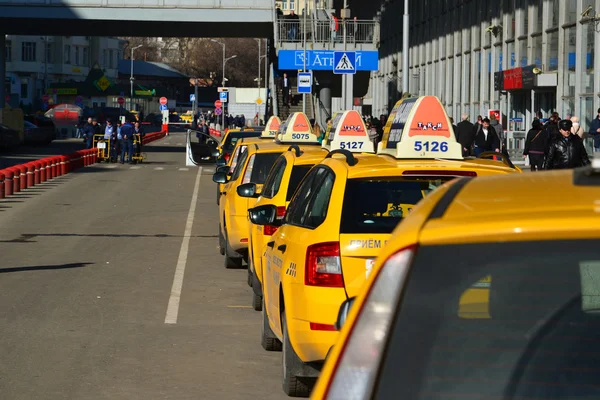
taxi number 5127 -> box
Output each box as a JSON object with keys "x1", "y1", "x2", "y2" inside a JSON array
[
  {"x1": 291, "y1": 133, "x2": 310, "y2": 140},
  {"x1": 414, "y1": 141, "x2": 448, "y2": 152},
  {"x1": 339, "y1": 142, "x2": 363, "y2": 149}
]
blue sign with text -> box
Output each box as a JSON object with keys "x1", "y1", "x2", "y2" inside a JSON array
[
  {"x1": 219, "y1": 92, "x2": 228, "y2": 102},
  {"x1": 278, "y1": 50, "x2": 379, "y2": 71}
]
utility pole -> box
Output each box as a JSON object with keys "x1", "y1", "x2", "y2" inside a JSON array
[
  {"x1": 256, "y1": 38, "x2": 261, "y2": 122},
  {"x1": 130, "y1": 44, "x2": 142, "y2": 111},
  {"x1": 302, "y1": 6, "x2": 307, "y2": 114},
  {"x1": 402, "y1": 0, "x2": 409, "y2": 96},
  {"x1": 342, "y1": 1, "x2": 347, "y2": 110},
  {"x1": 263, "y1": 40, "x2": 268, "y2": 120}
]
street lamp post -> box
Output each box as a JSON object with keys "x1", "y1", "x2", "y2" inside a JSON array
[
  {"x1": 211, "y1": 39, "x2": 237, "y2": 133},
  {"x1": 402, "y1": 0, "x2": 409, "y2": 96},
  {"x1": 130, "y1": 44, "x2": 143, "y2": 112},
  {"x1": 255, "y1": 38, "x2": 262, "y2": 123}
]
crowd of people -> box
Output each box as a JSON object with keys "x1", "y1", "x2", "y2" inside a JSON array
[{"x1": 80, "y1": 117, "x2": 145, "y2": 164}]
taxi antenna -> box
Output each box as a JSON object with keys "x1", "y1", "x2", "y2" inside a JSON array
[{"x1": 325, "y1": 149, "x2": 357, "y2": 166}]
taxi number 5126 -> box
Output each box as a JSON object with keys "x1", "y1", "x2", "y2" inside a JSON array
[
  {"x1": 291, "y1": 133, "x2": 310, "y2": 140},
  {"x1": 339, "y1": 142, "x2": 363, "y2": 149},
  {"x1": 414, "y1": 141, "x2": 448, "y2": 152}
]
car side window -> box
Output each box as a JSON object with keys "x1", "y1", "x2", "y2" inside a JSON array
[
  {"x1": 230, "y1": 149, "x2": 249, "y2": 181},
  {"x1": 285, "y1": 167, "x2": 334, "y2": 229},
  {"x1": 261, "y1": 157, "x2": 287, "y2": 199},
  {"x1": 229, "y1": 145, "x2": 246, "y2": 173}
]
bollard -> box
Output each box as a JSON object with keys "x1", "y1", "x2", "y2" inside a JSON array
[
  {"x1": 0, "y1": 171, "x2": 5, "y2": 199},
  {"x1": 42, "y1": 159, "x2": 50, "y2": 180},
  {"x1": 10, "y1": 167, "x2": 20, "y2": 193},
  {"x1": 40, "y1": 160, "x2": 47, "y2": 182},
  {"x1": 34, "y1": 161, "x2": 41, "y2": 185},
  {"x1": 83, "y1": 151, "x2": 89, "y2": 166},
  {"x1": 18, "y1": 165, "x2": 27, "y2": 190},
  {"x1": 4, "y1": 169, "x2": 13, "y2": 196},
  {"x1": 26, "y1": 163, "x2": 35, "y2": 187},
  {"x1": 60, "y1": 156, "x2": 67, "y2": 175},
  {"x1": 54, "y1": 156, "x2": 61, "y2": 176},
  {"x1": 49, "y1": 158, "x2": 56, "y2": 179},
  {"x1": 51, "y1": 157, "x2": 57, "y2": 178}
]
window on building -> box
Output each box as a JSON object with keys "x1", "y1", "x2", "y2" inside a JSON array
[
  {"x1": 535, "y1": 0, "x2": 543, "y2": 33},
  {"x1": 83, "y1": 47, "x2": 89, "y2": 66},
  {"x1": 566, "y1": 1, "x2": 577, "y2": 23},
  {"x1": 494, "y1": 45, "x2": 503, "y2": 72},
  {"x1": 506, "y1": 7, "x2": 515, "y2": 39},
  {"x1": 21, "y1": 42, "x2": 36, "y2": 62},
  {"x1": 20, "y1": 78, "x2": 28, "y2": 98},
  {"x1": 550, "y1": 0, "x2": 559, "y2": 27},
  {"x1": 563, "y1": 26, "x2": 575, "y2": 98},
  {"x1": 582, "y1": 22, "x2": 595, "y2": 94},
  {"x1": 45, "y1": 42, "x2": 53, "y2": 64},
  {"x1": 518, "y1": 0, "x2": 528, "y2": 36},
  {"x1": 64, "y1": 45, "x2": 71, "y2": 64},
  {"x1": 581, "y1": 96, "x2": 595, "y2": 132},
  {"x1": 473, "y1": 50, "x2": 481, "y2": 101},
  {"x1": 463, "y1": 53, "x2": 471, "y2": 104},
  {"x1": 518, "y1": 38, "x2": 527, "y2": 67},
  {"x1": 109, "y1": 49, "x2": 114, "y2": 68},
  {"x1": 508, "y1": 41, "x2": 515, "y2": 68},
  {"x1": 74, "y1": 47, "x2": 80, "y2": 65},
  {"x1": 532, "y1": 34, "x2": 542, "y2": 68},
  {"x1": 6, "y1": 40, "x2": 11, "y2": 62},
  {"x1": 547, "y1": 30, "x2": 558, "y2": 71}
]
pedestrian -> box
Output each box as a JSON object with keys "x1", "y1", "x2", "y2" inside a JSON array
[
  {"x1": 545, "y1": 119, "x2": 590, "y2": 170},
  {"x1": 473, "y1": 117, "x2": 500, "y2": 157},
  {"x1": 134, "y1": 121, "x2": 145, "y2": 157},
  {"x1": 588, "y1": 108, "x2": 600, "y2": 152},
  {"x1": 570, "y1": 116, "x2": 583, "y2": 139},
  {"x1": 489, "y1": 114, "x2": 505, "y2": 151},
  {"x1": 456, "y1": 113, "x2": 476, "y2": 157},
  {"x1": 449, "y1": 117, "x2": 458, "y2": 141},
  {"x1": 281, "y1": 73, "x2": 291, "y2": 107},
  {"x1": 330, "y1": 12, "x2": 339, "y2": 42},
  {"x1": 104, "y1": 119, "x2": 115, "y2": 140},
  {"x1": 523, "y1": 119, "x2": 547, "y2": 172},
  {"x1": 82, "y1": 117, "x2": 95, "y2": 149},
  {"x1": 286, "y1": 10, "x2": 299, "y2": 40},
  {"x1": 120, "y1": 118, "x2": 135, "y2": 164}
]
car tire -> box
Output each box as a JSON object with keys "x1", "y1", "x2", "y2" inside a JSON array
[
  {"x1": 218, "y1": 225, "x2": 225, "y2": 256},
  {"x1": 261, "y1": 299, "x2": 282, "y2": 352},
  {"x1": 252, "y1": 291, "x2": 262, "y2": 311},
  {"x1": 224, "y1": 229, "x2": 243, "y2": 269},
  {"x1": 282, "y1": 313, "x2": 313, "y2": 397},
  {"x1": 247, "y1": 266, "x2": 253, "y2": 287}
]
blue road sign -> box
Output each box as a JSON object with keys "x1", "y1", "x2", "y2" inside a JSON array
[
  {"x1": 215, "y1": 107, "x2": 223, "y2": 115},
  {"x1": 278, "y1": 50, "x2": 378, "y2": 71},
  {"x1": 190, "y1": 94, "x2": 196, "y2": 102},
  {"x1": 297, "y1": 72, "x2": 312, "y2": 94},
  {"x1": 333, "y1": 51, "x2": 356, "y2": 74},
  {"x1": 219, "y1": 92, "x2": 228, "y2": 103},
  {"x1": 160, "y1": 104, "x2": 168, "y2": 111}
]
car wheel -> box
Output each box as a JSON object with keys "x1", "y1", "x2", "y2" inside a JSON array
[
  {"x1": 224, "y1": 229, "x2": 243, "y2": 269},
  {"x1": 218, "y1": 225, "x2": 226, "y2": 256},
  {"x1": 247, "y1": 266, "x2": 253, "y2": 287},
  {"x1": 261, "y1": 299, "x2": 282, "y2": 351},
  {"x1": 252, "y1": 291, "x2": 262, "y2": 311},
  {"x1": 282, "y1": 313, "x2": 313, "y2": 397}
]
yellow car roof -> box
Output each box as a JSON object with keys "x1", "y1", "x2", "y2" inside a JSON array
[{"x1": 283, "y1": 146, "x2": 329, "y2": 165}]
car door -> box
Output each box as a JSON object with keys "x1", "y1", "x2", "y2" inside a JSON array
[{"x1": 219, "y1": 148, "x2": 249, "y2": 233}]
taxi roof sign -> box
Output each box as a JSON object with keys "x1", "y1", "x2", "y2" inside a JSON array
[
  {"x1": 261, "y1": 116, "x2": 281, "y2": 138},
  {"x1": 322, "y1": 110, "x2": 374, "y2": 153},
  {"x1": 276, "y1": 112, "x2": 319, "y2": 144},
  {"x1": 378, "y1": 95, "x2": 463, "y2": 160}
]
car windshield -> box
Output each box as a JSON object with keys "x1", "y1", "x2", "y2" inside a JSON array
[
  {"x1": 286, "y1": 165, "x2": 314, "y2": 201},
  {"x1": 224, "y1": 131, "x2": 262, "y2": 151},
  {"x1": 375, "y1": 240, "x2": 600, "y2": 400},
  {"x1": 339, "y1": 177, "x2": 451, "y2": 234},
  {"x1": 24, "y1": 121, "x2": 37, "y2": 128}
]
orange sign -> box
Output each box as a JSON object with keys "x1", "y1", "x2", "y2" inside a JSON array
[
  {"x1": 338, "y1": 111, "x2": 365, "y2": 136},
  {"x1": 292, "y1": 113, "x2": 310, "y2": 132},
  {"x1": 269, "y1": 118, "x2": 280, "y2": 132},
  {"x1": 407, "y1": 96, "x2": 452, "y2": 138}
]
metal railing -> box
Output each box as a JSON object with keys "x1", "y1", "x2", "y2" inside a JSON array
[{"x1": 275, "y1": 19, "x2": 378, "y2": 46}]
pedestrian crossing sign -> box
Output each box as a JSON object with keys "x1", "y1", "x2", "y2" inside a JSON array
[{"x1": 333, "y1": 51, "x2": 356, "y2": 74}]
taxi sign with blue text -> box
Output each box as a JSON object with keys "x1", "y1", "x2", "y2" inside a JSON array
[
  {"x1": 378, "y1": 96, "x2": 463, "y2": 160},
  {"x1": 261, "y1": 116, "x2": 281, "y2": 138},
  {"x1": 276, "y1": 112, "x2": 319, "y2": 144},
  {"x1": 322, "y1": 110, "x2": 374, "y2": 153}
]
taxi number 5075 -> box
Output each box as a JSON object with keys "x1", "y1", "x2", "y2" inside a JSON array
[
  {"x1": 339, "y1": 142, "x2": 363, "y2": 149},
  {"x1": 414, "y1": 141, "x2": 448, "y2": 152},
  {"x1": 291, "y1": 133, "x2": 310, "y2": 140}
]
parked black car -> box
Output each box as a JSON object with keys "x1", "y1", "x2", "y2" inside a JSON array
[
  {"x1": 24, "y1": 114, "x2": 57, "y2": 141},
  {"x1": 0, "y1": 124, "x2": 21, "y2": 151},
  {"x1": 24, "y1": 121, "x2": 54, "y2": 145}
]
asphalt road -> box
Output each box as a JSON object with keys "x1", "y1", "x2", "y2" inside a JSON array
[{"x1": 0, "y1": 130, "x2": 287, "y2": 400}]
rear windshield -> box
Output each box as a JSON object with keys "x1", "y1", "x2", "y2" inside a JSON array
[
  {"x1": 286, "y1": 165, "x2": 314, "y2": 201},
  {"x1": 339, "y1": 178, "x2": 452, "y2": 234},
  {"x1": 224, "y1": 131, "x2": 261, "y2": 151},
  {"x1": 248, "y1": 153, "x2": 283, "y2": 184},
  {"x1": 375, "y1": 240, "x2": 600, "y2": 399}
]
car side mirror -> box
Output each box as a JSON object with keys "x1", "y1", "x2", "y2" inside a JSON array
[
  {"x1": 212, "y1": 171, "x2": 228, "y2": 184},
  {"x1": 237, "y1": 183, "x2": 259, "y2": 198},
  {"x1": 216, "y1": 157, "x2": 226, "y2": 167},
  {"x1": 248, "y1": 204, "x2": 278, "y2": 226},
  {"x1": 211, "y1": 149, "x2": 220, "y2": 158},
  {"x1": 216, "y1": 165, "x2": 229, "y2": 174},
  {"x1": 334, "y1": 297, "x2": 356, "y2": 331}
]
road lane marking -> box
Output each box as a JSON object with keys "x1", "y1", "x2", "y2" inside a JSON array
[
  {"x1": 130, "y1": 166, "x2": 141, "y2": 169},
  {"x1": 154, "y1": 167, "x2": 164, "y2": 170},
  {"x1": 178, "y1": 168, "x2": 189, "y2": 171},
  {"x1": 105, "y1": 165, "x2": 118, "y2": 169},
  {"x1": 176, "y1": 142, "x2": 183, "y2": 146},
  {"x1": 227, "y1": 306, "x2": 253, "y2": 309},
  {"x1": 164, "y1": 166, "x2": 203, "y2": 324}
]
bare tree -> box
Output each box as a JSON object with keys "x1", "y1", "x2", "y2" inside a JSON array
[{"x1": 121, "y1": 37, "x2": 161, "y2": 61}]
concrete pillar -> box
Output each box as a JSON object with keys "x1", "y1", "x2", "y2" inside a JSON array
[
  {"x1": 319, "y1": 86, "x2": 332, "y2": 124},
  {"x1": 0, "y1": 34, "x2": 6, "y2": 109}
]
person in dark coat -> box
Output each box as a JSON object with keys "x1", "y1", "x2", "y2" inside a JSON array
[
  {"x1": 523, "y1": 119, "x2": 547, "y2": 172},
  {"x1": 449, "y1": 117, "x2": 459, "y2": 141},
  {"x1": 544, "y1": 119, "x2": 591, "y2": 170},
  {"x1": 473, "y1": 118, "x2": 500, "y2": 157},
  {"x1": 456, "y1": 114, "x2": 476, "y2": 157}
]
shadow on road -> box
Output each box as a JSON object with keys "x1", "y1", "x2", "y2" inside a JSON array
[
  {"x1": 145, "y1": 145, "x2": 186, "y2": 153},
  {"x1": 0, "y1": 139, "x2": 87, "y2": 169},
  {"x1": 0, "y1": 262, "x2": 93, "y2": 274}
]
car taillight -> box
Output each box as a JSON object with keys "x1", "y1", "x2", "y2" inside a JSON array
[
  {"x1": 305, "y1": 242, "x2": 343, "y2": 288},
  {"x1": 224, "y1": 153, "x2": 230, "y2": 162},
  {"x1": 242, "y1": 154, "x2": 256, "y2": 184},
  {"x1": 323, "y1": 246, "x2": 416, "y2": 399},
  {"x1": 402, "y1": 170, "x2": 477, "y2": 177},
  {"x1": 263, "y1": 206, "x2": 286, "y2": 235}
]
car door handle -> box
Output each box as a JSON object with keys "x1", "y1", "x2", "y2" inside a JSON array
[
  {"x1": 277, "y1": 244, "x2": 287, "y2": 253},
  {"x1": 267, "y1": 241, "x2": 275, "y2": 248}
]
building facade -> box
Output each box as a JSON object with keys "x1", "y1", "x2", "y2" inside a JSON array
[
  {"x1": 370, "y1": 0, "x2": 598, "y2": 149},
  {"x1": 4, "y1": 35, "x2": 125, "y2": 108}
]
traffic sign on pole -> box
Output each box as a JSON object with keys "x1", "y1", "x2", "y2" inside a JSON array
[
  {"x1": 297, "y1": 72, "x2": 312, "y2": 94},
  {"x1": 214, "y1": 100, "x2": 222, "y2": 108},
  {"x1": 117, "y1": 97, "x2": 125, "y2": 105},
  {"x1": 215, "y1": 107, "x2": 223, "y2": 116},
  {"x1": 333, "y1": 51, "x2": 357, "y2": 74},
  {"x1": 190, "y1": 94, "x2": 196, "y2": 102},
  {"x1": 160, "y1": 104, "x2": 168, "y2": 111},
  {"x1": 219, "y1": 92, "x2": 228, "y2": 103},
  {"x1": 159, "y1": 97, "x2": 168, "y2": 105}
]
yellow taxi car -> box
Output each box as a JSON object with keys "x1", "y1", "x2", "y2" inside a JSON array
[
  {"x1": 311, "y1": 159, "x2": 600, "y2": 399},
  {"x1": 215, "y1": 116, "x2": 281, "y2": 206},
  {"x1": 216, "y1": 126, "x2": 264, "y2": 163},
  {"x1": 213, "y1": 112, "x2": 319, "y2": 268},
  {"x1": 247, "y1": 96, "x2": 522, "y2": 397}
]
